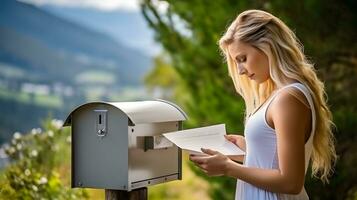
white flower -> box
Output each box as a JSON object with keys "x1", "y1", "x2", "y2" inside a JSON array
[
  {"x1": 47, "y1": 130, "x2": 54, "y2": 137},
  {"x1": 39, "y1": 177, "x2": 48, "y2": 184},
  {"x1": 31, "y1": 128, "x2": 42, "y2": 135},
  {"x1": 25, "y1": 169, "x2": 31, "y2": 176},
  {"x1": 11, "y1": 139, "x2": 17, "y2": 145},
  {"x1": 9, "y1": 147, "x2": 16, "y2": 154},
  {"x1": 31, "y1": 150, "x2": 38, "y2": 157},
  {"x1": 13, "y1": 132, "x2": 22, "y2": 140},
  {"x1": 32, "y1": 185, "x2": 38, "y2": 191},
  {"x1": 51, "y1": 119, "x2": 63, "y2": 129},
  {"x1": 16, "y1": 143, "x2": 22, "y2": 150}
]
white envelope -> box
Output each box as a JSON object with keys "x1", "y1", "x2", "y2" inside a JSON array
[{"x1": 163, "y1": 124, "x2": 245, "y2": 156}]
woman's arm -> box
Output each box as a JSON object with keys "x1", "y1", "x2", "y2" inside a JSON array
[{"x1": 190, "y1": 90, "x2": 311, "y2": 194}]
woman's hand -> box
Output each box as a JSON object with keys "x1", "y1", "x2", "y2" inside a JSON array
[
  {"x1": 225, "y1": 134, "x2": 246, "y2": 163},
  {"x1": 189, "y1": 148, "x2": 235, "y2": 177},
  {"x1": 225, "y1": 134, "x2": 246, "y2": 151}
]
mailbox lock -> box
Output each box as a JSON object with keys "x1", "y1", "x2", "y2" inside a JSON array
[
  {"x1": 94, "y1": 109, "x2": 108, "y2": 138},
  {"x1": 97, "y1": 129, "x2": 106, "y2": 137}
]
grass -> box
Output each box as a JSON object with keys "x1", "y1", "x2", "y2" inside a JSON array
[
  {"x1": 82, "y1": 86, "x2": 107, "y2": 102},
  {"x1": 34, "y1": 94, "x2": 63, "y2": 108},
  {"x1": 0, "y1": 88, "x2": 31, "y2": 104},
  {"x1": 0, "y1": 88, "x2": 63, "y2": 108},
  {"x1": 76, "y1": 70, "x2": 116, "y2": 85},
  {"x1": 109, "y1": 86, "x2": 150, "y2": 101},
  {"x1": 0, "y1": 62, "x2": 26, "y2": 79}
]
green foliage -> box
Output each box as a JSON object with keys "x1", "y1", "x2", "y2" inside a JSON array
[
  {"x1": 141, "y1": 0, "x2": 246, "y2": 131},
  {"x1": 0, "y1": 119, "x2": 88, "y2": 200},
  {"x1": 144, "y1": 55, "x2": 190, "y2": 103},
  {"x1": 141, "y1": 0, "x2": 357, "y2": 199}
]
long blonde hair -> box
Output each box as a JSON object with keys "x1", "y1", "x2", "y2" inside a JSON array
[{"x1": 219, "y1": 9, "x2": 336, "y2": 183}]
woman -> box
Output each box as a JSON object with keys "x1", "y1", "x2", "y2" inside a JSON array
[{"x1": 189, "y1": 10, "x2": 337, "y2": 200}]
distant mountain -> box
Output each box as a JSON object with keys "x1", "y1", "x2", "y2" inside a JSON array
[
  {"x1": 41, "y1": 5, "x2": 160, "y2": 56},
  {"x1": 0, "y1": 0, "x2": 154, "y2": 144},
  {"x1": 0, "y1": 0, "x2": 152, "y2": 86},
  {"x1": 0, "y1": 26, "x2": 85, "y2": 83}
]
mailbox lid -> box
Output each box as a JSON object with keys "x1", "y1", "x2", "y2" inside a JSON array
[
  {"x1": 109, "y1": 99, "x2": 187, "y2": 124},
  {"x1": 63, "y1": 100, "x2": 187, "y2": 126}
]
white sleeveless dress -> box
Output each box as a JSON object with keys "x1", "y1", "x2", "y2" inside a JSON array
[{"x1": 235, "y1": 83, "x2": 316, "y2": 200}]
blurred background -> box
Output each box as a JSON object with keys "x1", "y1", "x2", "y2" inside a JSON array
[{"x1": 0, "y1": 0, "x2": 356, "y2": 199}]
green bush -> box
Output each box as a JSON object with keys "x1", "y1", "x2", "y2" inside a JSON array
[{"x1": 0, "y1": 119, "x2": 88, "y2": 200}]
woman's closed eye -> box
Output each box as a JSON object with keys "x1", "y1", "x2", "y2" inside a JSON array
[{"x1": 236, "y1": 56, "x2": 246, "y2": 63}]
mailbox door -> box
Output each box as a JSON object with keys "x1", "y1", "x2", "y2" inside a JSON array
[
  {"x1": 72, "y1": 104, "x2": 129, "y2": 190},
  {"x1": 128, "y1": 122, "x2": 181, "y2": 190}
]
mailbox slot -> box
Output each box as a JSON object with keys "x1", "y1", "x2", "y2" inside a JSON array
[{"x1": 94, "y1": 109, "x2": 107, "y2": 137}]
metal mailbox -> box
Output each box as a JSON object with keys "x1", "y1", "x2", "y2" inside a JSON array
[{"x1": 63, "y1": 100, "x2": 187, "y2": 191}]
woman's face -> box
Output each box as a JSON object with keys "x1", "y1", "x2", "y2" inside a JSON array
[{"x1": 227, "y1": 40, "x2": 270, "y2": 84}]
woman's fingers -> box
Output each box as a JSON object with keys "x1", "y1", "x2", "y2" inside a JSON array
[
  {"x1": 201, "y1": 148, "x2": 218, "y2": 155},
  {"x1": 190, "y1": 151, "x2": 230, "y2": 177},
  {"x1": 225, "y1": 135, "x2": 237, "y2": 143},
  {"x1": 225, "y1": 135, "x2": 246, "y2": 151},
  {"x1": 190, "y1": 156, "x2": 211, "y2": 173},
  {"x1": 189, "y1": 154, "x2": 208, "y2": 165}
]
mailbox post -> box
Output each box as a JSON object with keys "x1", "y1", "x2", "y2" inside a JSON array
[
  {"x1": 105, "y1": 188, "x2": 147, "y2": 200},
  {"x1": 63, "y1": 100, "x2": 187, "y2": 199}
]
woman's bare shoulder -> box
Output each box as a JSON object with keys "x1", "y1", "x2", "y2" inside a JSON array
[
  {"x1": 267, "y1": 87, "x2": 312, "y2": 130},
  {"x1": 273, "y1": 87, "x2": 310, "y2": 111}
]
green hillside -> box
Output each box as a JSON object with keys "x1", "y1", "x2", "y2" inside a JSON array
[{"x1": 0, "y1": 0, "x2": 153, "y2": 144}]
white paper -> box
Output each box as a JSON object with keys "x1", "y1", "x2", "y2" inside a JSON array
[{"x1": 163, "y1": 124, "x2": 245, "y2": 156}]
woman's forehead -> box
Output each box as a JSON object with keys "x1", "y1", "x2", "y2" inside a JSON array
[{"x1": 228, "y1": 41, "x2": 251, "y2": 57}]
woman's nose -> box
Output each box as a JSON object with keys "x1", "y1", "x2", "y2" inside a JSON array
[{"x1": 237, "y1": 63, "x2": 247, "y2": 75}]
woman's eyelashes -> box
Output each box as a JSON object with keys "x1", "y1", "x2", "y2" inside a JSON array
[{"x1": 236, "y1": 56, "x2": 246, "y2": 63}]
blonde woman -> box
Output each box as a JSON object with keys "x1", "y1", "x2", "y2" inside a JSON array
[{"x1": 190, "y1": 10, "x2": 337, "y2": 200}]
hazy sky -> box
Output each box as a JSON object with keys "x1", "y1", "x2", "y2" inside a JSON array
[
  {"x1": 19, "y1": 0, "x2": 169, "y2": 12},
  {"x1": 17, "y1": 0, "x2": 175, "y2": 56},
  {"x1": 19, "y1": 0, "x2": 141, "y2": 11}
]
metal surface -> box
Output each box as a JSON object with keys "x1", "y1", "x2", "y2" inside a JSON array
[
  {"x1": 128, "y1": 122, "x2": 181, "y2": 190},
  {"x1": 72, "y1": 104, "x2": 129, "y2": 190},
  {"x1": 130, "y1": 174, "x2": 179, "y2": 189},
  {"x1": 64, "y1": 100, "x2": 188, "y2": 126},
  {"x1": 109, "y1": 101, "x2": 186, "y2": 124},
  {"x1": 63, "y1": 100, "x2": 187, "y2": 191},
  {"x1": 143, "y1": 135, "x2": 173, "y2": 151}
]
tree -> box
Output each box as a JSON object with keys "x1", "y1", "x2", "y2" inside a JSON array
[{"x1": 141, "y1": 0, "x2": 357, "y2": 199}]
